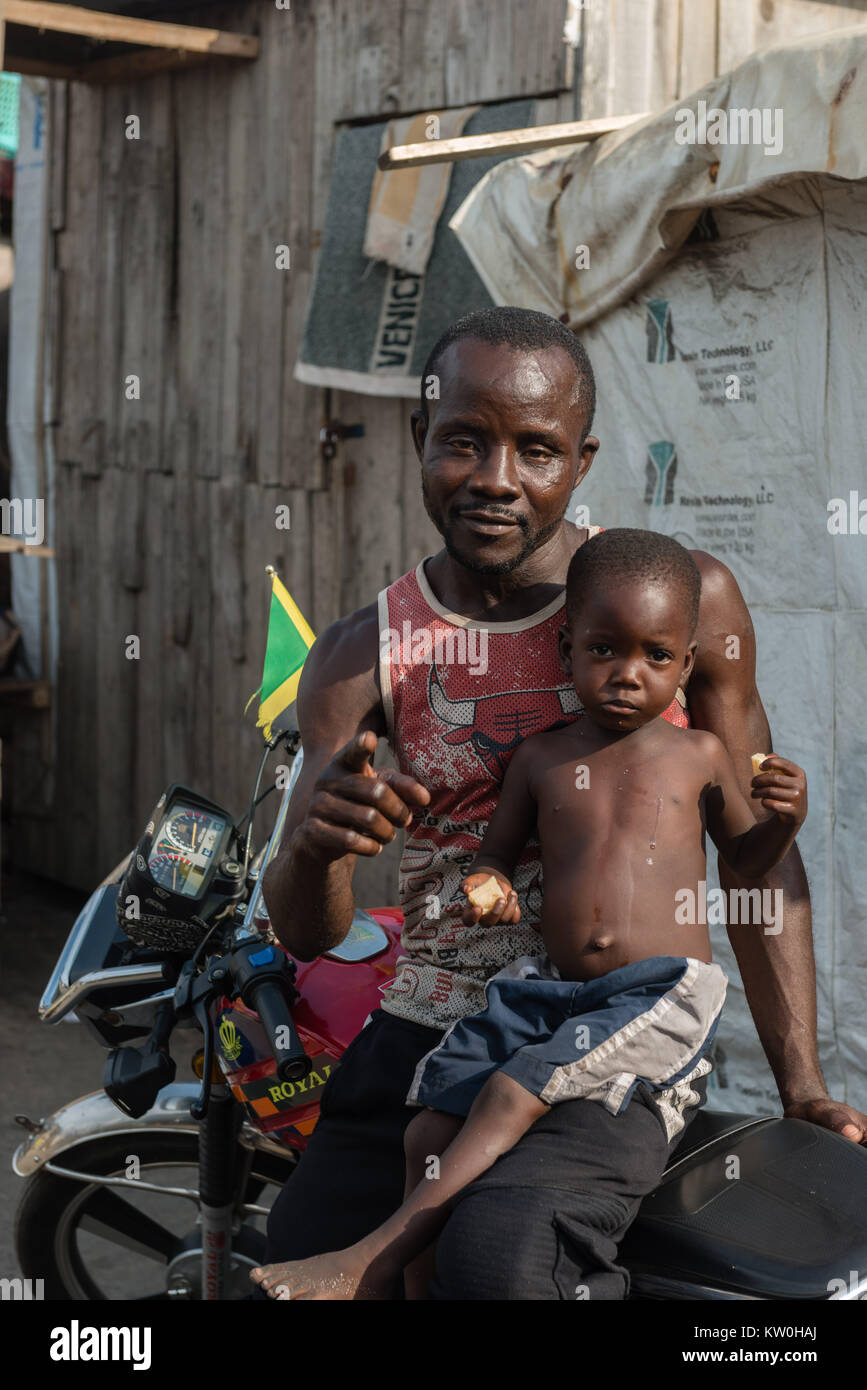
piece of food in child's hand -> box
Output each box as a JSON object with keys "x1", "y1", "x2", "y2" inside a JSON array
[
  {"x1": 750, "y1": 752, "x2": 768, "y2": 777},
  {"x1": 466, "y1": 875, "x2": 505, "y2": 912}
]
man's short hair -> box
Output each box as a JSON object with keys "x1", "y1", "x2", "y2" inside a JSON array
[
  {"x1": 420, "y1": 306, "x2": 596, "y2": 443},
  {"x1": 566, "y1": 528, "x2": 702, "y2": 636}
]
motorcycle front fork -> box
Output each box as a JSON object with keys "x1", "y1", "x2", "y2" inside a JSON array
[{"x1": 198, "y1": 1083, "x2": 244, "y2": 1300}]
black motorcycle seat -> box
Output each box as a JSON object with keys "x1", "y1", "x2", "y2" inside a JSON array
[
  {"x1": 662, "y1": 1107, "x2": 771, "y2": 1172},
  {"x1": 624, "y1": 1114, "x2": 867, "y2": 1298}
]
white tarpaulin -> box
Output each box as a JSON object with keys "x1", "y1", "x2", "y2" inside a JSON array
[{"x1": 450, "y1": 25, "x2": 867, "y2": 1116}]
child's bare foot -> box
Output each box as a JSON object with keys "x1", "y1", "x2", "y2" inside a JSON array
[{"x1": 250, "y1": 1248, "x2": 390, "y2": 1301}]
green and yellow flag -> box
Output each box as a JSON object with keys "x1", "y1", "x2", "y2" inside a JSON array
[{"x1": 246, "y1": 567, "x2": 316, "y2": 739}]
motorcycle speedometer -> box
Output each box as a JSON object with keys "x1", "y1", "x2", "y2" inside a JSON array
[
  {"x1": 117, "y1": 785, "x2": 244, "y2": 951},
  {"x1": 148, "y1": 804, "x2": 229, "y2": 899}
]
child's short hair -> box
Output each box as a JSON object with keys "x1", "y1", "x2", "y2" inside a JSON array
[{"x1": 566, "y1": 529, "x2": 702, "y2": 635}]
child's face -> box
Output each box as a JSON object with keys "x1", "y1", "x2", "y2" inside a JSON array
[{"x1": 558, "y1": 581, "x2": 696, "y2": 732}]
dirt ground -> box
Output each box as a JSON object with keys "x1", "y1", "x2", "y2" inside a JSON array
[
  {"x1": 0, "y1": 871, "x2": 91, "y2": 1277},
  {"x1": 0, "y1": 869, "x2": 202, "y2": 1281}
]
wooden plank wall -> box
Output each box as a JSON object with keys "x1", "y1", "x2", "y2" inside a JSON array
[
  {"x1": 12, "y1": 0, "x2": 571, "y2": 895},
  {"x1": 12, "y1": 0, "x2": 867, "y2": 900}
]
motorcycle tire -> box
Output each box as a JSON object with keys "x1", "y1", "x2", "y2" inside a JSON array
[{"x1": 15, "y1": 1130, "x2": 295, "y2": 1301}]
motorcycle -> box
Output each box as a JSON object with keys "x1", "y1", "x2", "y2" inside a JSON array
[{"x1": 12, "y1": 717, "x2": 867, "y2": 1300}]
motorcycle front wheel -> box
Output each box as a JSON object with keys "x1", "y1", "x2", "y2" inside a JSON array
[{"x1": 15, "y1": 1131, "x2": 295, "y2": 1300}]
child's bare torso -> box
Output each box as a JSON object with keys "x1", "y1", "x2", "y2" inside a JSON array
[{"x1": 526, "y1": 718, "x2": 715, "y2": 980}]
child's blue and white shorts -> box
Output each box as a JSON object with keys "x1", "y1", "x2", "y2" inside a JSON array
[{"x1": 407, "y1": 954, "x2": 727, "y2": 1126}]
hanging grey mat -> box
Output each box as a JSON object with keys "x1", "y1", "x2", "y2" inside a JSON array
[{"x1": 295, "y1": 99, "x2": 536, "y2": 398}]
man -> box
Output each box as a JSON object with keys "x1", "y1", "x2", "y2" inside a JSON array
[{"x1": 260, "y1": 306, "x2": 866, "y2": 1300}]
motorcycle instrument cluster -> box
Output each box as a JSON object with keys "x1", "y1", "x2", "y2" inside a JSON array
[
  {"x1": 116, "y1": 784, "x2": 244, "y2": 951},
  {"x1": 149, "y1": 807, "x2": 227, "y2": 898}
]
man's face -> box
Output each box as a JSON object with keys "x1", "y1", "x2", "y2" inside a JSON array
[{"x1": 411, "y1": 339, "x2": 599, "y2": 574}]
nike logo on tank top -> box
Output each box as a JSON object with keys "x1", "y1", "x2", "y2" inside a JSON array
[{"x1": 376, "y1": 533, "x2": 690, "y2": 1030}]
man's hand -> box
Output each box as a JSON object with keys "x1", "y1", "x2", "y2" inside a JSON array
[
  {"x1": 783, "y1": 1097, "x2": 867, "y2": 1145},
  {"x1": 295, "y1": 730, "x2": 430, "y2": 864}
]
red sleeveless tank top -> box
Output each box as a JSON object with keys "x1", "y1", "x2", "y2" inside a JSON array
[{"x1": 376, "y1": 538, "x2": 689, "y2": 1029}]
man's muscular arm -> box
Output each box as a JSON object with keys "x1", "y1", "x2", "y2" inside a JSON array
[
  {"x1": 261, "y1": 605, "x2": 430, "y2": 961},
  {"x1": 689, "y1": 552, "x2": 865, "y2": 1142}
]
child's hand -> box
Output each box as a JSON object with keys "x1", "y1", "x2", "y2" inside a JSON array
[
  {"x1": 461, "y1": 872, "x2": 520, "y2": 927},
  {"x1": 751, "y1": 755, "x2": 807, "y2": 827}
]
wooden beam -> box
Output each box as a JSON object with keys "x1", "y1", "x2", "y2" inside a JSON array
[
  {"x1": 0, "y1": 537, "x2": 55, "y2": 557},
  {"x1": 0, "y1": 679, "x2": 52, "y2": 709},
  {"x1": 5, "y1": 2, "x2": 258, "y2": 59},
  {"x1": 5, "y1": 45, "x2": 240, "y2": 85},
  {"x1": 77, "y1": 46, "x2": 227, "y2": 84},
  {"x1": 378, "y1": 113, "x2": 650, "y2": 170},
  {"x1": 4, "y1": 55, "x2": 80, "y2": 80}
]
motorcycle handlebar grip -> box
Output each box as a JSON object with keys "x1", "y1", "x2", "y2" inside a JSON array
[{"x1": 247, "y1": 978, "x2": 312, "y2": 1083}]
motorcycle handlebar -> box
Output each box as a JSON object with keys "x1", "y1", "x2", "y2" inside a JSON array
[{"x1": 243, "y1": 974, "x2": 311, "y2": 1084}]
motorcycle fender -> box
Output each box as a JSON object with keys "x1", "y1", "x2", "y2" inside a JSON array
[{"x1": 13, "y1": 1082, "x2": 290, "y2": 1178}]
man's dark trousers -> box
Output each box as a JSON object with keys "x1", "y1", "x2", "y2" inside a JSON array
[{"x1": 262, "y1": 1008, "x2": 706, "y2": 1299}]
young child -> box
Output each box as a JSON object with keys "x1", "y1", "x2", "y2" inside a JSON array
[{"x1": 251, "y1": 528, "x2": 807, "y2": 1301}]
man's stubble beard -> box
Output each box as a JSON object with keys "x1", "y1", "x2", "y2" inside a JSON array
[{"x1": 420, "y1": 468, "x2": 564, "y2": 576}]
